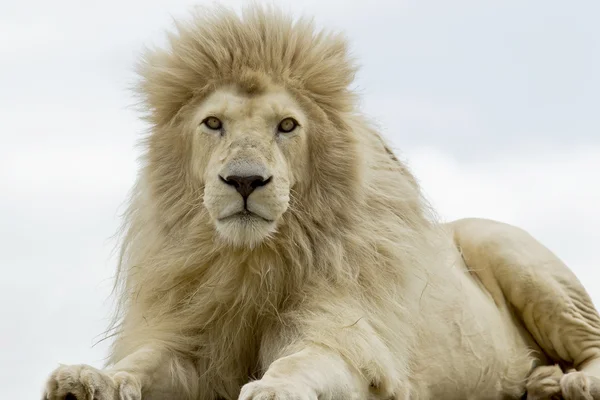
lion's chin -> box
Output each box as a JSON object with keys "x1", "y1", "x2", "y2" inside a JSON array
[{"x1": 214, "y1": 211, "x2": 278, "y2": 248}]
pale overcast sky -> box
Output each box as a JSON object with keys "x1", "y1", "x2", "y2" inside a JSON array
[{"x1": 1, "y1": 0, "x2": 599, "y2": 398}]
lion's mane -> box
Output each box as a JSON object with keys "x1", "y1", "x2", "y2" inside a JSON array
[{"x1": 108, "y1": 5, "x2": 441, "y2": 397}]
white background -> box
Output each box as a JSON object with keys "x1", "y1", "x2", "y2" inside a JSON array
[{"x1": 1, "y1": 0, "x2": 598, "y2": 397}]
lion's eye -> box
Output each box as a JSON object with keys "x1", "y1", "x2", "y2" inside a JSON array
[
  {"x1": 277, "y1": 117, "x2": 298, "y2": 133},
  {"x1": 203, "y1": 116, "x2": 222, "y2": 130}
]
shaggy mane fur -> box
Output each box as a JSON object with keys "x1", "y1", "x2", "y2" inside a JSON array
[
  {"x1": 108, "y1": 5, "x2": 440, "y2": 398},
  {"x1": 136, "y1": 5, "x2": 357, "y2": 127}
]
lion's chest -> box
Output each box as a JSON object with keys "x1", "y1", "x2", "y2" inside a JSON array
[{"x1": 192, "y1": 305, "x2": 265, "y2": 399}]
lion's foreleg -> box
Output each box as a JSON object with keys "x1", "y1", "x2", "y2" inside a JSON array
[
  {"x1": 239, "y1": 346, "x2": 369, "y2": 400},
  {"x1": 44, "y1": 344, "x2": 200, "y2": 400},
  {"x1": 239, "y1": 302, "x2": 411, "y2": 400}
]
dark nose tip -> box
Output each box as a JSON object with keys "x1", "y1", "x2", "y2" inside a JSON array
[{"x1": 220, "y1": 175, "x2": 272, "y2": 199}]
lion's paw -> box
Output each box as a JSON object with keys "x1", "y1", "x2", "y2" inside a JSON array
[
  {"x1": 560, "y1": 371, "x2": 594, "y2": 400},
  {"x1": 526, "y1": 365, "x2": 600, "y2": 400},
  {"x1": 526, "y1": 364, "x2": 563, "y2": 399},
  {"x1": 43, "y1": 364, "x2": 141, "y2": 400},
  {"x1": 239, "y1": 379, "x2": 317, "y2": 400}
]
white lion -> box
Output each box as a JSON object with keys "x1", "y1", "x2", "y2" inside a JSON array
[{"x1": 43, "y1": 5, "x2": 600, "y2": 400}]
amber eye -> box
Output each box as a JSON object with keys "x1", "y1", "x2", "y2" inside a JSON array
[
  {"x1": 203, "y1": 116, "x2": 222, "y2": 130},
  {"x1": 277, "y1": 117, "x2": 298, "y2": 133}
]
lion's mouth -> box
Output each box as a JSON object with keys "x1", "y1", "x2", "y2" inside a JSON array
[{"x1": 218, "y1": 210, "x2": 273, "y2": 223}]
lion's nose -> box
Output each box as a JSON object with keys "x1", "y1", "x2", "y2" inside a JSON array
[{"x1": 220, "y1": 175, "x2": 272, "y2": 199}]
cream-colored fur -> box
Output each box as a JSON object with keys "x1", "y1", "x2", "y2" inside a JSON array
[{"x1": 43, "y1": 5, "x2": 600, "y2": 400}]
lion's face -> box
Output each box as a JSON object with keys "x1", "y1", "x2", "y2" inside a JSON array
[{"x1": 189, "y1": 86, "x2": 309, "y2": 248}]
